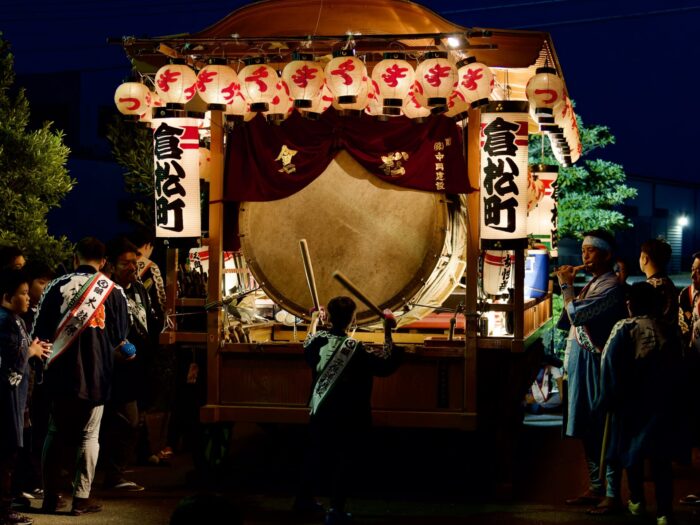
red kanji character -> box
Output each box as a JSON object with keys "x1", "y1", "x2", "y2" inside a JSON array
[
  {"x1": 461, "y1": 68, "x2": 484, "y2": 91},
  {"x1": 381, "y1": 63, "x2": 409, "y2": 88},
  {"x1": 245, "y1": 66, "x2": 271, "y2": 92},
  {"x1": 118, "y1": 97, "x2": 141, "y2": 111},
  {"x1": 534, "y1": 88, "x2": 558, "y2": 104},
  {"x1": 291, "y1": 65, "x2": 319, "y2": 88},
  {"x1": 221, "y1": 81, "x2": 239, "y2": 103},
  {"x1": 157, "y1": 69, "x2": 181, "y2": 92},
  {"x1": 424, "y1": 64, "x2": 452, "y2": 88},
  {"x1": 330, "y1": 59, "x2": 356, "y2": 86},
  {"x1": 196, "y1": 70, "x2": 217, "y2": 92}
]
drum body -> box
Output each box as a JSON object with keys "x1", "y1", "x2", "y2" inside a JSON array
[{"x1": 238, "y1": 150, "x2": 466, "y2": 325}]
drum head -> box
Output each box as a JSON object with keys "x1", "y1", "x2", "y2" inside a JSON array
[{"x1": 238, "y1": 150, "x2": 448, "y2": 324}]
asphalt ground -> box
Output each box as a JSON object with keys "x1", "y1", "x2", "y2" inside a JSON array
[{"x1": 14, "y1": 417, "x2": 700, "y2": 525}]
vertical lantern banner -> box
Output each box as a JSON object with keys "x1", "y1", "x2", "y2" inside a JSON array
[
  {"x1": 526, "y1": 164, "x2": 559, "y2": 256},
  {"x1": 479, "y1": 101, "x2": 530, "y2": 249},
  {"x1": 152, "y1": 114, "x2": 201, "y2": 237},
  {"x1": 482, "y1": 250, "x2": 515, "y2": 295}
]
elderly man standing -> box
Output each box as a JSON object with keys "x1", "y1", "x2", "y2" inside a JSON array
[
  {"x1": 557, "y1": 230, "x2": 627, "y2": 514},
  {"x1": 33, "y1": 237, "x2": 129, "y2": 516}
]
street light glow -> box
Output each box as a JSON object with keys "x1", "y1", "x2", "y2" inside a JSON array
[{"x1": 678, "y1": 215, "x2": 689, "y2": 227}]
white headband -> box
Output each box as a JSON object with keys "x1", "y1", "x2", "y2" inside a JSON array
[{"x1": 582, "y1": 236, "x2": 611, "y2": 252}]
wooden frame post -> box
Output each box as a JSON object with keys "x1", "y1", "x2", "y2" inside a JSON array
[{"x1": 206, "y1": 109, "x2": 225, "y2": 407}]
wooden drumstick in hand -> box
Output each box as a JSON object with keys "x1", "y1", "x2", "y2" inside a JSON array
[
  {"x1": 299, "y1": 239, "x2": 321, "y2": 313},
  {"x1": 332, "y1": 270, "x2": 385, "y2": 318}
]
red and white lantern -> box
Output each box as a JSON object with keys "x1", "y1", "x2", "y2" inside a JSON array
[
  {"x1": 224, "y1": 85, "x2": 255, "y2": 124},
  {"x1": 526, "y1": 67, "x2": 564, "y2": 128},
  {"x1": 138, "y1": 90, "x2": 165, "y2": 128},
  {"x1": 445, "y1": 89, "x2": 470, "y2": 122},
  {"x1": 114, "y1": 81, "x2": 150, "y2": 120},
  {"x1": 264, "y1": 79, "x2": 294, "y2": 123},
  {"x1": 238, "y1": 57, "x2": 279, "y2": 112},
  {"x1": 455, "y1": 56, "x2": 493, "y2": 109},
  {"x1": 282, "y1": 53, "x2": 325, "y2": 109},
  {"x1": 415, "y1": 51, "x2": 457, "y2": 108},
  {"x1": 325, "y1": 50, "x2": 367, "y2": 105},
  {"x1": 154, "y1": 60, "x2": 198, "y2": 108},
  {"x1": 371, "y1": 52, "x2": 415, "y2": 116},
  {"x1": 402, "y1": 89, "x2": 431, "y2": 121},
  {"x1": 332, "y1": 75, "x2": 370, "y2": 114},
  {"x1": 303, "y1": 82, "x2": 334, "y2": 119},
  {"x1": 526, "y1": 164, "x2": 559, "y2": 255},
  {"x1": 196, "y1": 58, "x2": 239, "y2": 110}
]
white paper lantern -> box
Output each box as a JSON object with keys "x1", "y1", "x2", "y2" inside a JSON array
[
  {"x1": 526, "y1": 66, "x2": 564, "y2": 129},
  {"x1": 325, "y1": 50, "x2": 367, "y2": 105},
  {"x1": 415, "y1": 51, "x2": 457, "y2": 108},
  {"x1": 155, "y1": 60, "x2": 198, "y2": 108},
  {"x1": 264, "y1": 79, "x2": 294, "y2": 123},
  {"x1": 114, "y1": 81, "x2": 150, "y2": 119},
  {"x1": 479, "y1": 101, "x2": 530, "y2": 248},
  {"x1": 238, "y1": 57, "x2": 279, "y2": 112},
  {"x1": 526, "y1": 164, "x2": 559, "y2": 255},
  {"x1": 282, "y1": 53, "x2": 325, "y2": 109},
  {"x1": 332, "y1": 75, "x2": 370, "y2": 114},
  {"x1": 402, "y1": 81, "x2": 432, "y2": 120},
  {"x1": 371, "y1": 52, "x2": 415, "y2": 116},
  {"x1": 196, "y1": 58, "x2": 240, "y2": 110},
  {"x1": 445, "y1": 89, "x2": 470, "y2": 122},
  {"x1": 455, "y1": 56, "x2": 493, "y2": 109},
  {"x1": 303, "y1": 82, "x2": 334, "y2": 119}
]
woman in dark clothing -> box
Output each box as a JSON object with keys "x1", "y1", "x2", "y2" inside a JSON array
[{"x1": 0, "y1": 269, "x2": 52, "y2": 525}]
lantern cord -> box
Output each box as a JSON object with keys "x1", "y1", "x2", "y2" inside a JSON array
[{"x1": 312, "y1": 0, "x2": 324, "y2": 39}]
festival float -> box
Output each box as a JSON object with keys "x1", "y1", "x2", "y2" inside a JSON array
[{"x1": 112, "y1": 0, "x2": 580, "y2": 433}]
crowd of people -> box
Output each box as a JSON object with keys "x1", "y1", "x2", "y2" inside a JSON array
[
  {"x1": 557, "y1": 231, "x2": 700, "y2": 525},
  {"x1": 0, "y1": 232, "x2": 167, "y2": 525}
]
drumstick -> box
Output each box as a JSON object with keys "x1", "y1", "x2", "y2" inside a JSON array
[
  {"x1": 332, "y1": 270, "x2": 385, "y2": 318},
  {"x1": 299, "y1": 239, "x2": 321, "y2": 312}
]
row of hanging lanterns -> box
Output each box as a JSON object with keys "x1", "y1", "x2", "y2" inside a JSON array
[
  {"x1": 115, "y1": 51, "x2": 497, "y2": 124},
  {"x1": 525, "y1": 66, "x2": 581, "y2": 166}
]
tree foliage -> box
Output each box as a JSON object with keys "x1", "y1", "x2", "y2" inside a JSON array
[
  {"x1": 0, "y1": 35, "x2": 74, "y2": 265},
  {"x1": 529, "y1": 111, "x2": 637, "y2": 239},
  {"x1": 106, "y1": 115, "x2": 154, "y2": 229}
]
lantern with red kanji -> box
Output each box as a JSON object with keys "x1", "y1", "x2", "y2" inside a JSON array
[
  {"x1": 455, "y1": 56, "x2": 493, "y2": 108},
  {"x1": 264, "y1": 79, "x2": 294, "y2": 123},
  {"x1": 371, "y1": 52, "x2": 415, "y2": 116},
  {"x1": 238, "y1": 57, "x2": 279, "y2": 112},
  {"x1": 525, "y1": 67, "x2": 564, "y2": 128},
  {"x1": 138, "y1": 90, "x2": 165, "y2": 128},
  {"x1": 332, "y1": 75, "x2": 370, "y2": 115},
  {"x1": 114, "y1": 81, "x2": 150, "y2": 120},
  {"x1": 445, "y1": 89, "x2": 469, "y2": 123},
  {"x1": 154, "y1": 59, "x2": 198, "y2": 109},
  {"x1": 415, "y1": 51, "x2": 457, "y2": 108},
  {"x1": 325, "y1": 50, "x2": 367, "y2": 105},
  {"x1": 303, "y1": 82, "x2": 334, "y2": 120},
  {"x1": 402, "y1": 88, "x2": 431, "y2": 121},
  {"x1": 196, "y1": 58, "x2": 239, "y2": 110},
  {"x1": 282, "y1": 53, "x2": 325, "y2": 109}
]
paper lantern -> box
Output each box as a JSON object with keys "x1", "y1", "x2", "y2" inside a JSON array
[
  {"x1": 282, "y1": 53, "x2": 325, "y2": 109},
  {"x1": 303, "y1": 82, "x2": 334, "y2": 119},
  {"x1": 152, "y1": 115, "x2": 201, "y2": 237},
  {"x1": 479, "y1": 101, "x2": 530, "y2": 249},
  {"x1": 402, "y1": 82, "x2": 432, "y2": 120},
  {"x1": 264, "y1": 79, "x2": 294, "y2": 123},
  {"x1": 526, "y1": 66, "x2": 564, "y2": 127},
  {"x1": 415, "y1": 51, "x2": 456, "y2": 108},
  {"x1": 526, "y1": 169, "x2": 546, "y2": 212},
  {"x1": 445, "y1": 90, "x2": 469, "y2": 123},
  {"x1": 238, "y1": 57, "x2": 279, "y2": 112},
  {"x1": 155, "y1": 60, "x2": 198, "y2": 108},
  {"x1": 371, "y1": 52, "x2": 415, "y2": 116},
  {"x1": 332, "y1": 75, "x2": 370, "y2": 115},
  {"x1": 325, "y1": 50, "x2": 367, "y2": 104},
  {"x1": 114, "y1": 81, "x2": 150, "y2": 120},
  {"x1": 482, "y1": 250, "x2": 515, "y2": 295},
  {"x1": 526, "y1": 164, "x2": 559, "y2": 255},
  {"x1": 455, "y1": 56, "x2": 493, "y2": 109},
  {"x1": 365, "y1": 80, "x2": 385, "y2": 117},
  {"x1": 196, "y1": 58, "x2": 239, "y2": 110}
]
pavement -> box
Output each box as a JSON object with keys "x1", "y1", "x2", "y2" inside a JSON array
[{"x1": 15, "y1": 417, "x2": 700, "y2": 525}]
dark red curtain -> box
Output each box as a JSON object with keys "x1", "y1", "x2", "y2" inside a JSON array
[{"x1": 223, "y1": 108, "x2": 473, "y2": 202}]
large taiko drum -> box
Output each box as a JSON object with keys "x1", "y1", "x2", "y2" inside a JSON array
[{"x1": 238, "y1": 150, "x2": 466, "y2": 326}]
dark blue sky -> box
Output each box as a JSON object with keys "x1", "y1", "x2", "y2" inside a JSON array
[{"x1": 3, "y1": 0, "x2": 700, "y2": 184}]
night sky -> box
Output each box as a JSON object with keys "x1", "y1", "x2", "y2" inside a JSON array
[{"x1": 3, "y1": 0, "x2": 700, "y2": 186}]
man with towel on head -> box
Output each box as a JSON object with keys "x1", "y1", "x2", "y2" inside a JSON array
[{"x1": 556, "y1": 229, "x2": 627, "y2": 514}]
